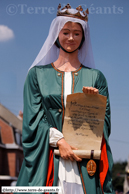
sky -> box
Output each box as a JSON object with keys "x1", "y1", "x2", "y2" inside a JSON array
[{"x1": 0, "y1": 0, "x2": 129, "y2": 162}]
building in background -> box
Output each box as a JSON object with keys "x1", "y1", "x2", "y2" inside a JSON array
[{"x1": 0, "y1": 104, "x2": 23, "y2": 188}]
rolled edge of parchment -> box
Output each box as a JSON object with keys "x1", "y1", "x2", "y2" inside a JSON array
[{"x1": 54, "y1": 150, "x2": 101, "y2": 160}]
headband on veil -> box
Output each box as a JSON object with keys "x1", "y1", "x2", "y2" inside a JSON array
[{"x1": 29, "y1": 6, "x2": 95, "y2": 70}]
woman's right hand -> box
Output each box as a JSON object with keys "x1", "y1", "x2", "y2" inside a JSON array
[
  {"x1": 82, "y1": 86, "x2": 99, "y2": 94},
  {"x1": 57, "y1": 138, "x2": 82, "y2": 162}
]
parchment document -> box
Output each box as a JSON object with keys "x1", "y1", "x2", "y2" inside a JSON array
[{"x1": 61, "y1": 93, "x2": 107, "y2": 159}]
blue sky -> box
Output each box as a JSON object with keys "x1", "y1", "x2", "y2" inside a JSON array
[{"x1": 0, "y1": 0, "x2": 129, "y2": 162}]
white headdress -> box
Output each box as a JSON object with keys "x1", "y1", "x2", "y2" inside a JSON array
[{"x1": 29, "y1": 5, "x2": 95, "y2": 70}]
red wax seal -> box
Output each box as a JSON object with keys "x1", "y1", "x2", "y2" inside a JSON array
[{"x1": 86, "y1": 159, "x2": 97, "y2": 176}]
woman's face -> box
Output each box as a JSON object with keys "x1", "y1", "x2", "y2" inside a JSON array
[{"x1": 58, "y1": 22, "x2": 83, "y2": 53}]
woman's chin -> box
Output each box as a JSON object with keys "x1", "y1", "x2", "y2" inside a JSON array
[{"x1": 65, "y1": 47, "x2": 78, "y2": 53}]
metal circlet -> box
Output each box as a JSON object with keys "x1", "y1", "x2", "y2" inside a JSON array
[{"x1": 57, "y1": 3, "x2": 89, "y2": 22}]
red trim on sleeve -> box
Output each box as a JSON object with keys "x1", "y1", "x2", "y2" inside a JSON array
[{"x1": 99, "y1": 134, "x2": 109, "y2": 193}]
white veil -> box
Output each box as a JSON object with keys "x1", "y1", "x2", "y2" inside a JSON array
[{"x1": 29, "y1": 9, "x2": 95, "y2": 70}]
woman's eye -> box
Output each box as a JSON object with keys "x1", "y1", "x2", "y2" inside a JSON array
[
  {"x1": 75, "y1": 33, "x2": 79, "y2": 36},
  {"x1": 63, "y1": 33, "x2": 68, "y2": 35}
]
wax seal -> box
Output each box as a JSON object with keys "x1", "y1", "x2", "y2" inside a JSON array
[{"x1": 86, "y1": 159, "x2": 96, "y2": 176}]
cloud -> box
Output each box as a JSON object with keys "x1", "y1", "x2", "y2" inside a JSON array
[{"x1": 0, "y1": 25, "x2": 14, "y2": 42}]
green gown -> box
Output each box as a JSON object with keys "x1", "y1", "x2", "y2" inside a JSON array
[{"x1": 15, "y1": 63, "x2": 115, "y2": 194}]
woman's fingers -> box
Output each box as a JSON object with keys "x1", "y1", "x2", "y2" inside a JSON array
[
  {"x1": 70, "y1": 145, "x2": 78, "y2": 150},
  {"x1": 82, "y1": 87, "x2": 99, "y2": 94},
  {"x1": 62, "y1": 149, "x2": 82, "y2": 162},
  {"x1": 68, "y1": 156, "x2": 74, "y2": 162},
  {"x1": 66, "y1": 152, "x2": 82, "y2": 162},
  {"x1": 72, "y1": 153, "x2": 82, "y2": 162},
  {"x1": 94, "y1": 88, "x2": 99, "y2": 94},
  {"x1": 57, "y1": 138, "x2": 82, "y2": 162}
]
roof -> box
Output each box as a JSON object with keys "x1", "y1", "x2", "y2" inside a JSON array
[{"x1": 0, "y1": 104, "x2": 22, "y2": 131}]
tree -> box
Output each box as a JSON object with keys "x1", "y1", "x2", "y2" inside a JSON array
[{"x1": 112, "y1": 161, "x2": 127, "y2": 192}]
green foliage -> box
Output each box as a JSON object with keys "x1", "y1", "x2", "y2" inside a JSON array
[{"x1": 112, "y1": 161, "x2": 127, "y2": 192}]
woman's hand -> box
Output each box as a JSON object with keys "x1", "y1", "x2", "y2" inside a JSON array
[
  {"x1": 82, "y1": 86, "x2": 99, "y2": 94},
  {"x1": 57, "y1": 138, "x2": 82, "y2": 162}
]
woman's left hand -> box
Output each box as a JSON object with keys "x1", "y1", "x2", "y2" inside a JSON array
[{"x1": 82, "y1": 86, "x2": 99, "y2": 94}]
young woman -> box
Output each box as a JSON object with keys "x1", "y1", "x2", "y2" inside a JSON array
[{"x1": 16, "y1": 4, "x2": 115, "y2": 194}]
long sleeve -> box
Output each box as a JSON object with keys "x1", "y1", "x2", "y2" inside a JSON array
[
  {"x1": 22, "y1": 67, "x2": 51, "y2": 186},
  {"x1": 49, "y1": 127, "x2": 64, "y2": 147},
  {"x1": 94, "y1": 71, "x2": 115, "y2": 194},
  {"x1": 95, "y1": 71, "x2": 111, "y2": 138}
]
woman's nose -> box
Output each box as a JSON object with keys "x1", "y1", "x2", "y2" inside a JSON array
[{"x1": 68, "y1": 33, "x2": 74, "y2": 40}]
